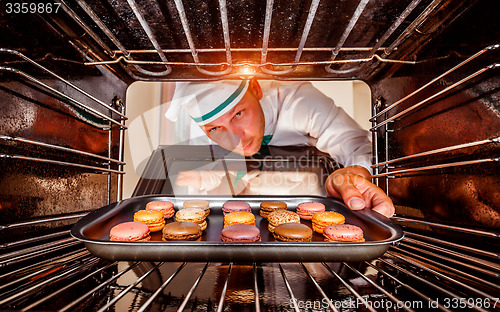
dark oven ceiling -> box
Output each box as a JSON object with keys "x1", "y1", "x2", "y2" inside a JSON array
[{"x1": 1, "y1": 0, "x2": 493, "y2": 82}]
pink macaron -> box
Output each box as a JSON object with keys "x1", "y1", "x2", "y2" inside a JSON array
[
  {"x1": 296, "y1": 202, "x2": 325, "y2": 220},
  {"x1": 323, "y1": 224, "x2": 365, "y2": 242},
  {"x1": 146, "y1": 200, "x2": 175, "y2": 218},
  {"x1": 222, "y1": 201, "x2": 251, "y2": 215},
  {"x1": 109, "y1": 222, "x2": 151, "y2": 241}
]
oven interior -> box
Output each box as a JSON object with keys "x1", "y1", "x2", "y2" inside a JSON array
[{"x1": 0, "y1": 0, "x2": 499, "y2": 311}]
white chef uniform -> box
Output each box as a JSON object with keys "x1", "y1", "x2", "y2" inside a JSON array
[{"x1": 258, "y1": 80, "x2": 372, "y2": 171}]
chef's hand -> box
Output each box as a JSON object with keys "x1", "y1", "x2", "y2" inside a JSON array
[
  {"x1": 325, "y1": 166, "x2": 395, "y2": 218},
  {"x1": 176, "y1": 171, "x2": 202, "y2": 189}
]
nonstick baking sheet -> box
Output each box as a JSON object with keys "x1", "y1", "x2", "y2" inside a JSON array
[{"x1": 71, "y1": 195, "x2": 404, "y2": 262}]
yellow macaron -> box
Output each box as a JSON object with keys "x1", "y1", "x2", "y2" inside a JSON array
[
  {"x1": 133, "y1": 210, "x2": 166, "y2": 232},
  {"x1": 223, "y1": 211, "x2": 255, "y2": 227}
]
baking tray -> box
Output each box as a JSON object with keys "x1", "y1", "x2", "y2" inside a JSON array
[{"x1": 71, "y1": 195, "x2": 404, "y2": 262}]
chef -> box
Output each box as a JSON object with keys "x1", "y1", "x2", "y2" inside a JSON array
[{"x1": 166, "y1": 79, "x2": 394, "y2": 218}]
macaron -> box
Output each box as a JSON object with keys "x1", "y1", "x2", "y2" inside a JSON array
[
  {"x1": 221, "y1": 224, "x2": 261, "y2": 242},
  {"x1": 222, "y1": 201, "x2": 251, "y2": 215},
  {"x1": 311, "y1": 211, "x2": 345, "y2": 234},
  {"x1": 323, "y1": 224, "x2": 365, "y2": 242},
  {"x1": 146, "y1": 200, "x2": 175, "y2": 218},
  {"x1": 162, "y1": 222, "x2": 202, "y2": 241},
  {"x1": 175, "y1": 208, "x2": 207, "y2": 231},
  {"x1": 223, "y1": 211, "x2": 255, "y2": 227},
  {"x1": 259, "y1": 201, "x2": 287, "y2": 219},
  {"x1": 272, "y1": 223, "x2": 313, "y2": 242},
  {"x1": 183, "y1": 200, "x2": 210, "y2": 218},
  {"x1": 296, "y1": 202, "x2": 325, "y2": 220},
  {"x1": 267, "y1": 210, "x2": 300, "y2": 233},
  {"x1": 109, "y1": 222, "x2": 151, "y2": 241},
  {"x1": 133, "y1": 210, "x2": 166, "y2": 232}
]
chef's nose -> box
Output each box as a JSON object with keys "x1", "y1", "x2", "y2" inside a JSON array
[
  {"x1": 210, "y1": 131, "x2": 242, "y2": 150},
  {"x1": 227, "y1": 124, "x2": 246, "y2": 141}
]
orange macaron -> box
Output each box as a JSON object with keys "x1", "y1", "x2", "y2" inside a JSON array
[
  {"x1": 223, "y1": 211, "x2": 255, "y2": 227},
  {"x1": 311, "y1": 211, "x2": 345, "y2": 233},
  {"x1": 133, "y1": 210, "x2": 166, "y2": 232},
  {"x1": 146, "y1": 200, "x2": 175, "y2": 218}
]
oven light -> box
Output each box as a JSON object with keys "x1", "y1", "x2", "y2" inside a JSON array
[{"x1": 238, "y1": 64, "x2": 256, "y2": 78}]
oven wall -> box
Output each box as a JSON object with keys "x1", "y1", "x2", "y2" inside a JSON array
[
  {"x1": 369, "y1": 1, "x2": 500, "y2": 230},
  {"x1": 0, "y1": 9, "x2": 129, "y2": 238}
]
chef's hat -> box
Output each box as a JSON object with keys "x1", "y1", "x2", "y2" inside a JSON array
[{"x1": 165, "y1": 80, "x2": 249, "y2": 125}]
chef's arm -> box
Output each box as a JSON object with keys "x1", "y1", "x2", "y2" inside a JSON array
[{"x1": 325, "y1": 165, "x2": 395, "y2": 218}]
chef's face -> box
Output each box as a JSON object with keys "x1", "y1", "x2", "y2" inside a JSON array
[{"x1": 201, "y1": 80, "x2": 265, "y2": 156}]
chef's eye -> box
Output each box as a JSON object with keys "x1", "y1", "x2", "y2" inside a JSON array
[
  {"x1": 234, "y1": 110, "x2": 243, "y2": 117},
  {"x1": 208, "y1": 126, "x2": 220, "y2": 132}
]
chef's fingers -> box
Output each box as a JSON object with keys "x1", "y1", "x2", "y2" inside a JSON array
[
  {"x1": 357, "y1": 180, "x2": 395, "y2": 218},
  {"x1": 372, "y1": 202, "x2": 395, "y2": 218},
  {"x1": 331, "y1": 174, "x2": 366, "y2": 211}
]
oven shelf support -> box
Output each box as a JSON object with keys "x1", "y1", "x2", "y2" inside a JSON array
[
  {"x1": 372, "y1": 64, "x2": 500, "y2": 131},
  {"x1": 0, "y1": 66, "x2": 126, "y2": 129},
  {"x1": 372, "y1": 136, "x2": 500, "y2": 169},
  {"x1": 126, "y1": 0, "x2": 172, "y2": 76},
  {"x1": 325, "y1": 0, "x2": 370, "y2": 74},
  {"x1": 371, "y1": 44, "x2": 500, "y2": 122},
  {"x1": 0, "y1": 49, "x2": 127, "y2": 119},
  {"x1": 261, "y1": 0, "x2": 320, "y2": 75}
]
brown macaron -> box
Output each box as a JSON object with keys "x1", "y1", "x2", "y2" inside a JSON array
[
  {"x1": 162, "y1": 222, "x2": 202, "y2": 241},
  {"x1": 259, "y1": 201, "x2": 287, "y2": 219},
  {"x1": 267, "y1": 210, "x2": 300, "y2": 233},
  {"x1": 273, "y1": 223, "x2": 313, "y2": 242}
]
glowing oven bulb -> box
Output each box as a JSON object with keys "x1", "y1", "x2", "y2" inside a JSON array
[{"x1": 239, "y1": 64, "x2": 255, "y2": 77}]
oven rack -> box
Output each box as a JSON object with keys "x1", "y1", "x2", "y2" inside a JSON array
[
  {"x1": 47, "y1": 0, "x2": 463, "y2": 79},
  {"x1": 0, "y1": 214, "x2": 498, "y2": 311},
  {"x1": 369, "y1": 44, "x2": 500, "y2": 191},
  {"x1": 0, "y1": 49, "x2": 127, "y2": 203}
]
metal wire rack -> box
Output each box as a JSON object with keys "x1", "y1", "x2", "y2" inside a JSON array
[
  {"x1": 46, "y1": 0, "x2": 461, "y2": 79},
  {"x1": 0, "y1": 49, "x2": 127, "y2": 203},
  {"x1": 0, "y1": 214, "x2": 498, "y2": 311}
]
